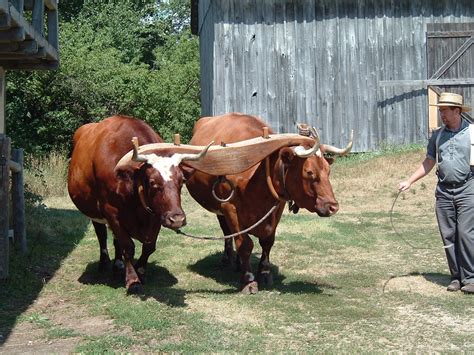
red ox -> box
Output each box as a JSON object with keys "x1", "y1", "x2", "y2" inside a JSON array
[
  {"x1": 68, "y1": 115, "x2": 209, "y2": 294},
  {"x1": 186, "y1": 113, "x2": 352, "y2": 294}
]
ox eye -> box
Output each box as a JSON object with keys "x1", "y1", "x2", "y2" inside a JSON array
[{"x1": 149, "y1": 179, "x2": 161, "y2": 191}]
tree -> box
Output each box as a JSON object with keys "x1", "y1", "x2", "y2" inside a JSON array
[{"x1": 6, "y1": 0, "x2": 200, "y2": 154}]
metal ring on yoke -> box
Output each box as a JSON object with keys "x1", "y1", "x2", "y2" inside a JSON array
[{"x1": 212, "y1": 176, "x2": 235, "y2": 203}]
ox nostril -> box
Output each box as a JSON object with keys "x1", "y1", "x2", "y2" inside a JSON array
[
  {"x1": 167, "y1": 213, "x2": 186, "y2": 227},
  {"x1": 329, "y1": 204, "x2": 339, "y2": 215}
]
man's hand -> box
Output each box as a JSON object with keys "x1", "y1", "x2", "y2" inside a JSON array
[{"x1": 398, "y1": 181, "x2": 411, "y2": 192}]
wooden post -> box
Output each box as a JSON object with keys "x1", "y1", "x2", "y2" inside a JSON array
[
  {"x1": 0, "y1": 134, "x2": 10, "y2": 279},
  {"x1": 11, "y1": 148, "x2": 25, "y2": 253},
  {"x1": 0, "y1": 67, "x2": 5, "y2": 134},
  {"x1": 428, "y1": 87, "x2": 439, "y2": 134},
  {"x1": 174, "y1": 134, "x2": 181, "y2": 146},
  {"x1": 262, "y1": 127, "x2": 269, "y2": 139}
]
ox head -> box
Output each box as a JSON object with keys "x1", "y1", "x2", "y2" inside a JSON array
[
  {"x1": 115, "y1": 138, "x2": 212, "y2": 230},
  {"x1": 280, "y1": 129, "x2": 353, "y2": 217}
]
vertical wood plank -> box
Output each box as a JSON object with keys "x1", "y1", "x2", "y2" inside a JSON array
[
  {"x1": 0, "y1": 67, "x2": 4, "y2": 134},
  {"x1": 0, "y1": 134, "x2": 10, "y2": 279},
  {"x1": 11, "y1": 148, "x2": 26, "y2": 253},
  {"x1": 32, "y1": 0, "x2": 44, "y2": 35}
]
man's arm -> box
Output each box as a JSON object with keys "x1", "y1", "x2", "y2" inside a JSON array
[{"x1": 398, "y1": 157, "x2": 436, "y2": 192}]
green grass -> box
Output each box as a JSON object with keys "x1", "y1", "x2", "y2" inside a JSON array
[{"x1": 1, "y1": 147, "x2": 474, "y2": 353}]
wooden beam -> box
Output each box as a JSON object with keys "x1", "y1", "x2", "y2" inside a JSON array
[
  {"x1": 428, "y1": 87, "x2": 439, "y2": 132},
  {"x1": 0, "y1": 27, "x2": 25, "y2": 42},
  {"x1": 0, "y1": 12, "x2": 11, "y2": 29},
  {"x1": 0, "y1": 60, "x2": 58, "y2": 69},
  {"x1": 0, "y1": 40, "x2": 38, "y2": 54},
  {"x1": 0, "y1": 134, "x2": 10, "y2": 279},
  {"x1": 32, "y1": 0, "x2": 44, "y2": 35},
  {"x1": 44, "y1": 0, "x2": 57, "y2": 11},
  {"x1": 379, "y1": 78, "x2": 474, "y2": 88},
  {"x1": 427, "y1": 31, "x2": 474, "y2": 38},
  {"x1": 46, "y1": 7, "x2": 57, "y2": 49},
  {"x1": 4, "y1": 5, "x2": 58, "y2": 60},
  {"x1": 11, "y1": 148, "x2": 26, "y2": 253},
  {"x1": 8, "y1": 159, "x2": 21, "y2": 173},
  {"x1": 0, "y1": 0, "x2": 9, "y2": 14},
  {"x1": 430, "y1": 37, "x2": 473, "y2": 80},
  {"x1": 0, "y1": 68, "x2": 4, "y2": 134}
]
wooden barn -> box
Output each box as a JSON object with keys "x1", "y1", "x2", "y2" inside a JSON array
[{"x1": 191, "y1": 0, "x2": 474, "y2": 152}]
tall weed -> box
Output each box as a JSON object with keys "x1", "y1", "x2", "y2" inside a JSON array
[{"x1": 24, "y1": 151, "x2": 69, "y2": 199}]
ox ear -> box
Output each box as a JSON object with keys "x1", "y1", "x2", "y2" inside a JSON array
[
  {"x1": 325, "y1": 156, "x2": 335, "y2": 165},
  {"x1": 180, "y1": 163, "x2": 196, "y2": 182},
  {"x1": 115, "y1": 164, "x2": 138, "y2": 196},
  {"x1": 279, "y1": 147, "x2": 296, "y2": 165}
]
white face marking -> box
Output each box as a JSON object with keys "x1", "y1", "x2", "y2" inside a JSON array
[{"x1": 143, "y1": 153, "x2": 183, "y2": 182}]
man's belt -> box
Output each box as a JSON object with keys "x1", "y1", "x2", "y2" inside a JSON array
[{"x1": 439, "y1": 172, "x2": 474, "y2": 189}]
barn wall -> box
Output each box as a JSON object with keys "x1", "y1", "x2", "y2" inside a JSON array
[{"x1": 196, "y1": 0, "x2": 474, "y2": 152}]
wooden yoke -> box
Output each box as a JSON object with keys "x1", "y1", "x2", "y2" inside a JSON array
[{"x1": 118, "y1": 128, "x2": 316, "y2": 176}]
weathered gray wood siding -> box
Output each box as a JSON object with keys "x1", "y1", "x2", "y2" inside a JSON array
[{"x1": 196, "y1": 0, "x2": 474, "y2": 152}]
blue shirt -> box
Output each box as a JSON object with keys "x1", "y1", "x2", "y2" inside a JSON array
[{"x1": 427, "y1": 119, "x2": 471, "y2": 184}]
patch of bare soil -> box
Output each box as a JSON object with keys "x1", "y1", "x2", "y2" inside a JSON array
[{"x1": 1, "y1": 294, "x2": 127, "y2": 353}]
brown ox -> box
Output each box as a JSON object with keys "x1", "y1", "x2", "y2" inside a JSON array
[
  {"x1": 68, "y1": 115, "x2": 209, "y2": 294},
  {"x1": 186, "y1": 113, "x2": 352, "y2": 294}
]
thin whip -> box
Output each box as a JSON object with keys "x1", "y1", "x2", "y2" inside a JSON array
[
  {"x1": 175, "y1": 203, "x2": 281, "y2": 240},
  {"x1": 389, "y1": 190, "x2": 434, "y2": 250}
]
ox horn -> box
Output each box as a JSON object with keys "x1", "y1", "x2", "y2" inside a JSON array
[
  {"x1": 294, "y1": 127, "x2": 321, "y2": 158},
  {"x1": 131, "y1": 137, "x2": 148, "y2": 163},
  {"x1": 323, "y1": 130, "x2": 354, "y2": 156},
  {"x1": 179, "y1": 141, "x2": 214, "y2": 162}
]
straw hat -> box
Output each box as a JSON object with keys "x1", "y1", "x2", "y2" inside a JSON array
[{"x1": 430, "y1": 92, "x2": 471, "y2": 112}]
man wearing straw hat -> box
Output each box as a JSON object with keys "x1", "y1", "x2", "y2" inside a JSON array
[{"x1": 399, "y1": 92, "x2": 474, "y2": 294}]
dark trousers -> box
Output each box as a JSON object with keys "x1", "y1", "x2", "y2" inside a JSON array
[{"x1": 435, "y1": 178, "x2": 474, "y2": 285}]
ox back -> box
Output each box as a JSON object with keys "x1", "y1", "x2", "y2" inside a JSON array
[{"x1": 186, "y1": 112, "x2": 339, "y2": 294}]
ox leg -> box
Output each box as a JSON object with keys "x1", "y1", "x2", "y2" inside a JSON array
[
  {"x1": 121, "y1": 239, "x2": 143, "y2": 294},
  {"x1": 112, "y1": 237, "x2": 125, "y2": 277},
  {"x1": 134, "y1": 241, "x2": 157, "y2": 284},
  {"x1": 257, "y1": 235, "x2": 275, "y2": 288},
  {"x1": 217, "y1": 216, "x2": 238, "y2": 269},
  {"x1": 92, "y1": 221, "x2": 110, "y2": 272},
  {"x1": 234, "y1": 233, "x2": 258, "y2": 294}
]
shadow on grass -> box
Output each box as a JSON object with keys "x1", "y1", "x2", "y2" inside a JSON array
[
  {"x1": 0, "y1": 207, "x2": 90, "y2": 346},
  {"x1": 188, "y1": 252, "x2": 334, "y2": 295},
  {"x1": 77, "y1": 261, "x2": 186, "y2": 307}
]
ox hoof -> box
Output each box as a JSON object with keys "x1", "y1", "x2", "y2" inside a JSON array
[
  {"x1": 241, "y1": 281, "x2": 258, "y2": 295},
  {"x1": 112, "y1": 260, "x2": 125, "y2": 279},
  {"x1": 126, "y1": 282, "x2": 144, "y2": 295},
  {"x1": 98, "y1": 254, "x2": 111, "y2": 272},
  {"x1": 258, "y1": 272, "x2": 273, "y2": 288},
  {"x1": 135, "y1": 268, "x2": 147, "y2": 285}
]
